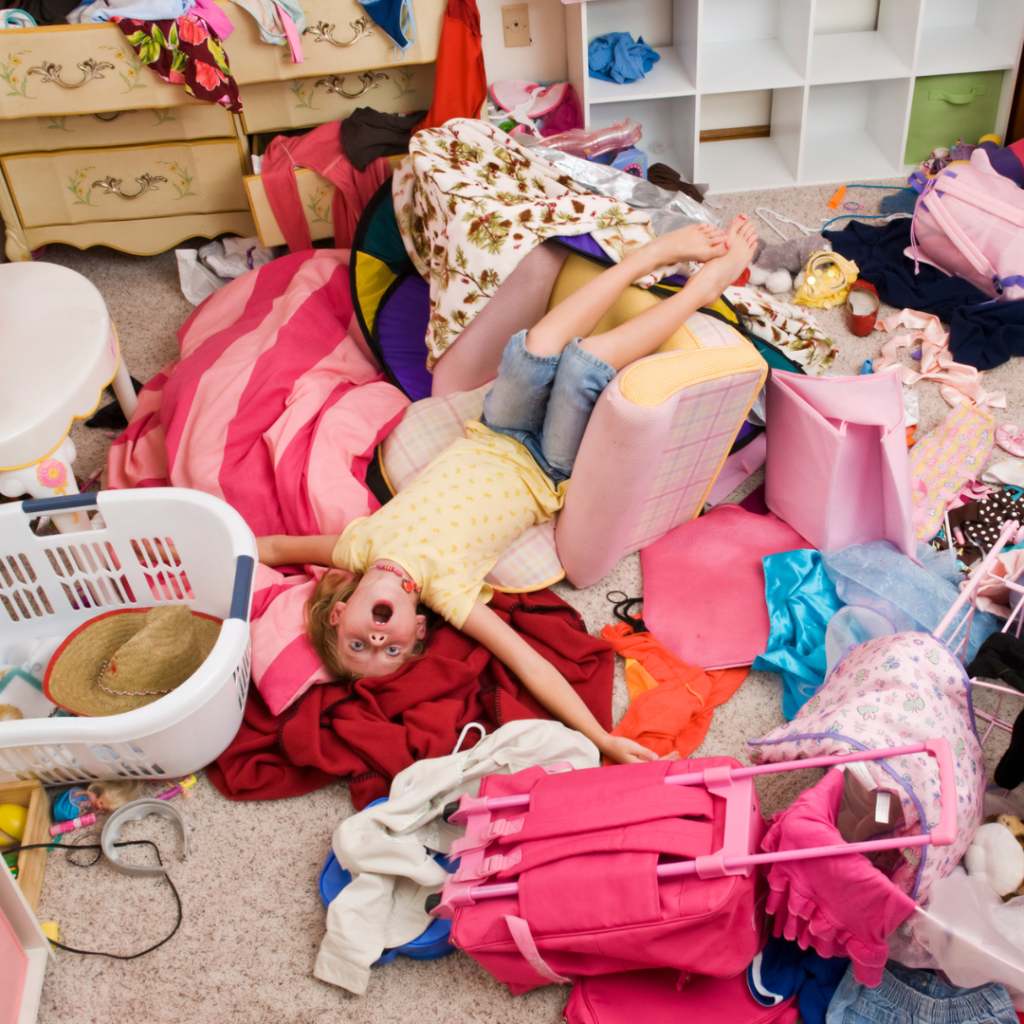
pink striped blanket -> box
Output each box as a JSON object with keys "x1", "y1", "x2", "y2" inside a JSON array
[
  {"x1": 109, "y1": 249, "x2": 407, "y2": 537},
  {"x1": 108, "y1": 250, "x2": 409, "y2": 716}
]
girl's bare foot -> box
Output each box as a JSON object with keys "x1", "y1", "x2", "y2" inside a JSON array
[
  {"x1": 684, "y1": 216, "x2": 759, "y2": 306},
  {"x1": 633, "y1": 221, "x2": 728, "y2": 272}
]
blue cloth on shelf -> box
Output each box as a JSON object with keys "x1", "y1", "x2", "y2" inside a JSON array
[
  {"x1": 752, "y1": 549, "x2": 843, "y2": 720},
  {"x1": 588, "y1": 32, "x2": 660, "y2": 84},
  {"x1": 747, "y1": 935, "x2": 848, "y2": 1024}
]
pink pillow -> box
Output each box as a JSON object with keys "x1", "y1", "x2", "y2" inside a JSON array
[{"x1": 640, "y1": 504, "x2": 811, "y2": 670}]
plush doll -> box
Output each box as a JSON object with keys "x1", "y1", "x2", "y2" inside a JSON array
[
  {"x1": 747, "y1": 235, "x2": 831, "y2": 294},
  {"x1": 964, "y1": 813, "x2": 1024, "y2": 900}
]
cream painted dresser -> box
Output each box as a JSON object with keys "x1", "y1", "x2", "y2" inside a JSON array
[{"x1": 0, "y1": 0, "x2": 444, "y2": 261}]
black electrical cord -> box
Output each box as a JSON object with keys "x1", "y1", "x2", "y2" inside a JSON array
[{"x1": 16, "y1": 839, "x2": 182, "y2": 958}]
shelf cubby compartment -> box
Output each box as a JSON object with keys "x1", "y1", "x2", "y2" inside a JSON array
[
  {"x1": 589, "y1": 95, "x2": 698, "y2": 185},
  {"x1": 696, "y1": 87, "x2": 803, "y2": 192},
  {"x1": 917, "y1": 0, "x2": 1024, "y2": 76},
  {"x1": 809, "y1": 0, "x2": 919, "y2": 84},
  {"x1": 699, "y1": 0, "x2": 811, "y2": 94},
  {"x1": 579, "y1": 0, "x2": 697, "y2": 108},
  {"x1": 802, "y1": 78, "x2": 911, "y2": 184}
]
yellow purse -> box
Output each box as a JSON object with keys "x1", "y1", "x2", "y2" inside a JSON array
[{"x1": 793, "y1": 250, "x2": 860, "y2": 308}]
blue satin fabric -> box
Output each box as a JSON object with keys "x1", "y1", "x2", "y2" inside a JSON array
[{"x1": 752, "y1": 549, "x2": 843, "y2": 720}]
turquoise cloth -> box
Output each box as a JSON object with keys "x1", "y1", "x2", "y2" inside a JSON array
[
  {"x1": 753, "y1": 549, "x2": 843, "y2": 720},
  {"x1": 588, "y1": 32, "x2": 660, "y2": 84}
]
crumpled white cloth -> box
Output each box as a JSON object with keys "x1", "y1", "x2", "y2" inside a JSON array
[{"x1": 313, "y1": 719, "x2": 599, "y2": 995}]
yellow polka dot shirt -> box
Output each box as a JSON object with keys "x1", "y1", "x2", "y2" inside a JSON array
[{"x1": 332, "y1": 421, "x2": 568, "y2": 629}]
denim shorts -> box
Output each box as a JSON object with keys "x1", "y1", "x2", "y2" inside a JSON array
[
  {"x1": 826, "y1": 962, "x2": 1017, "y2": 1024},
  {"x1": 481, "y1": 329, "x2": 616, "y2": 483}
]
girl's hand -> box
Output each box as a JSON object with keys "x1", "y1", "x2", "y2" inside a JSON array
[{"x1": 601, "y1": 735, "x2": 659, "y2": 764}]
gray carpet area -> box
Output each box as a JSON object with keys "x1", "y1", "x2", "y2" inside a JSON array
[{"x1": 23, "y1": 178, "x2": 1020, "y2": 1024}]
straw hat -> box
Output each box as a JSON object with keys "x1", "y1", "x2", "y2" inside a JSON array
[{"x1": 44, "y1": 605, "x2": 222, "y2": 717}]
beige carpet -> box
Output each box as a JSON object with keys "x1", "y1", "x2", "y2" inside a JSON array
[{"x1": 25, "y1": 178, "x2": 1019, "y2": 1024}]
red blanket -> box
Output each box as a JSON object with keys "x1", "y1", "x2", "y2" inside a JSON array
[{"x1": 206, "y1": 589, "x2": 613, "y2": 808}]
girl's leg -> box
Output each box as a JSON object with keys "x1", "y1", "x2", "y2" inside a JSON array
[
  {"x1": 579, "y1": 217, "x2": 759, "y2": 371},
  {"x1": 481, "y1": 329, "x2": 558, "y2": 438},
  {"x1": 538, "y1": 217, "x2": 759, "y2": 477}
]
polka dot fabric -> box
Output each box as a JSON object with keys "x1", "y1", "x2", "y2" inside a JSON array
[{"x1": 333, "y1": 422, "x2": 567, "y2": 628}]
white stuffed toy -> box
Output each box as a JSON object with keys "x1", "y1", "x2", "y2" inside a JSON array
[
  {"x1": 748, "y1": 235, "x2": 831, "y2": 294},
  {"x1": 964, "y1": 814, "x2": 1024, "y2": 900}
]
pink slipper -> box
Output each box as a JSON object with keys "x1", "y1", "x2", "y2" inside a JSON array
[{"x1": 996, "y1": 423, "x2": 1024, "y2": 457}]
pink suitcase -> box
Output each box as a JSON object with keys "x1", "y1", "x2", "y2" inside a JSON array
[{"x1": 427, "y1": 743, "x2": 957, "y2": 994}]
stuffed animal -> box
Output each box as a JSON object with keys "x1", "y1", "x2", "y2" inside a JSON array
[
  {"x1": 748, "y1": 235, "x2": 831, "y2": 294},
  {"x1": 964, "y1": 813, "x2": 1024, "y2": 900}
]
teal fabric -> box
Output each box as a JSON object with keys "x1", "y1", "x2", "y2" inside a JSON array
[{"x1": 753, "y1": 549, "x2": 843, "y2": 720}]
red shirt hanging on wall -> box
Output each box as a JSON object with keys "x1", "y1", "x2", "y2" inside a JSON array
[{"x1": 416, "y1": 0, "x2": 487, "y2": 130}]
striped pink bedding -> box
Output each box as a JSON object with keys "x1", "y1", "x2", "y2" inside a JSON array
[{"x1": 108, "y1": 249, "x2": 409, "y2": 537}]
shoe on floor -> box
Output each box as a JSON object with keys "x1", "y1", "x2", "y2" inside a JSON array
[{"x1": 847, "y1": 279, "x2": 879, "y2": 337}]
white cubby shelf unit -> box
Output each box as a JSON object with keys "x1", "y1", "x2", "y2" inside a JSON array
[{"x1": 565, "y1": 0, "x2": 1024, "y2": 192}]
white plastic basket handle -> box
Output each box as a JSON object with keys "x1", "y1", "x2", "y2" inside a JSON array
[{"x1": 19, "y1": 492, "x2": 255, "y2": 624}]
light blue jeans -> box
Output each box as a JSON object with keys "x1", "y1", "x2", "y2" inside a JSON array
[
  {"x1": 481, "y1": 329, "x2": 616, "y2": 484},
  {"x1": 826, "y1": 962, "x2": 1017, "y2": 1024}
]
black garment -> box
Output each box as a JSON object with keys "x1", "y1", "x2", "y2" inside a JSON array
[
  {"x1": 948, "y1": 298, "x2": 1024, "y2": 371},
  {"x1": 13, "y1": 0, "x2": 80, "y2": 23},
  {"x1": 647, "y1": 162, "x2": 704, "y2": 206},
  {"x1": 824, "y1": 219, "x2": 987, "y2": 323},
  {"x1": 341, "y1": 107, "x2": 427, "y2": 172},
  {"x1": 995, "y1": 706, "x2": 1024, "y2": 790},
  {"x1": 966, "y1": 632, "x2": 1024, "y2": 693}
]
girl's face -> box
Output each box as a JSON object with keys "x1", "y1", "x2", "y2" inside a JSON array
[{"x1": 330, "y1": 569, "x2": 426, "y2": 677}]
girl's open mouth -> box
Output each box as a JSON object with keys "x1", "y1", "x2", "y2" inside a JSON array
[{"x1": 372, "y1": 603, "x2": 393, "y2": 625}]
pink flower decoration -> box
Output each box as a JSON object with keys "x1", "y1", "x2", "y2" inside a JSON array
[
  {"x1": 194, "y1": 60, "x2": 225, "y2": 91},
  {"x1": 178, "y1": 14, "x2": 209, "y2": 44},
  {"x1": 37, "y1": 459, "x2": 67, "y2": 489}
]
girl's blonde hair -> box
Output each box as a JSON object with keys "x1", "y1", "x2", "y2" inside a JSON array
[
  {"x1": 305, "y1": 571, "x2": 361, "y2": 681},
  {"x1": 305, "y1": 570, "x2": 430, "y2": 682}
]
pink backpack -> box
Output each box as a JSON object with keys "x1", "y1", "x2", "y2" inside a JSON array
[
  {"x1": 910, "y1": 148, "x2": 1024, "y2": 300},
  {"x1": 439, "y1": 758, "x2": 767, "y2": 994},
  {"x1": 428, "y1": 745, "x2": 959, "y2": 995}
]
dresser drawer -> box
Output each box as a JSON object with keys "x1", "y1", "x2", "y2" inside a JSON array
[
  {"x1": 238, "y1": 60, "x2": 434, "y2": 133},
  {"x1": 244, "y1": 167, "x2": 334, "y2": 247},
  {"x1": 3, "y1": 138, "x2": 248, "y2": 228},
  {"x1": 218, "y1": 0, "x2": 444, "y2": 85},
  {"x1": 0, "y1": 24, "x2": 198, "y2": 119},
  {"x1": 0, "y1": 102, "x2": 233, "y2": 155}
]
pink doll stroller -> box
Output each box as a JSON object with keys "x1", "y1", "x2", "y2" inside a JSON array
[{"x1": 425, "y1": 743, "x2": 957, "y2": 994}]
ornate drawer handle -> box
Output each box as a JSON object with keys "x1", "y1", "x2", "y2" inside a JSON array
[
  {"x1": 303, "y1": 16, "x2": 373, "y2": 47},
  {"x1": 28, "y1": 58, "x2": 115, "y2": 88},
  {"x1": 92, "y1": 173, "x2": 167, "y2": 199},
  {"x1": 93, "y1": 111, "x2": 124, "y2": 122},
  {"x1": 315, "y1": 70, "x2": 388, "y2": 98}
]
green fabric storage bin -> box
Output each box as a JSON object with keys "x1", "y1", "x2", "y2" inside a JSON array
[{"x1": 905, "y1": 70, "x2": 1004, "y2": 164}]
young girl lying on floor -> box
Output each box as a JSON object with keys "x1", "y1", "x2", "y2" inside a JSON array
[{"x1": 257, "y1": 215, "x2": 759, "y2": 764}]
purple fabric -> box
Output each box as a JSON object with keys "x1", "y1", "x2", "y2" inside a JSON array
[{"x1": 376, "y1": 274, "x2": 433, "y2": 400}]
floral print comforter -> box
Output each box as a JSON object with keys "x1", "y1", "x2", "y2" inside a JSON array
[{"x1": 394, "y1": 119, "x2": 659, "y2": 367}]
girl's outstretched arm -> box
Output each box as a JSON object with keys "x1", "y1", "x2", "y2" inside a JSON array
[
  {"x1": 256, "y1": 534, "x2": 340, "y2": 567},
  {"x1": 462, "y1": 601, "x2": 657, "y2": 764}
]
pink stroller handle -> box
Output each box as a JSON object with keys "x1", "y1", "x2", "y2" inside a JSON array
[{"x1": 437, "y1": 740, "x2": 956, "y2": 911}]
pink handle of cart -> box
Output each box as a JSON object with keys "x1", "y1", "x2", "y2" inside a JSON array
[
  {"x1": 924, "y1": 737, "x2": 957, "y2": 847},
  {"x1": 444, "y1": 739, "x2": 958, "y2": 905}
]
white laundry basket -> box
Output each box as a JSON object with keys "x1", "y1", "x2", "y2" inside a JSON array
[{"x1": 0, "y1": 488, "x2": 256, "y2": 785}]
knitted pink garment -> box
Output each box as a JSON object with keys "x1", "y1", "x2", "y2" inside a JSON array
[{"x1": 761, "y1": 769, "x2": 916, "y2": 986}]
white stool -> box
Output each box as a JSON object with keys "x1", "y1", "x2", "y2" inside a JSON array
[{"x1": 0, "y1": 263, "x2": 137, "y2": 532}]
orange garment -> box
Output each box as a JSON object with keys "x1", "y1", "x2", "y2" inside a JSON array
[
  {"x1": 602, "y1": 621, "x2": 749, "y2": 760},
  {"x1": 416, "y1": 0, "x2": 487, "y2": 131}
]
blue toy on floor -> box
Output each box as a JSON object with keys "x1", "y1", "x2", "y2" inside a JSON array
[{"x1": 318, "y1": 798, "x2": 458, "y2": 963}]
